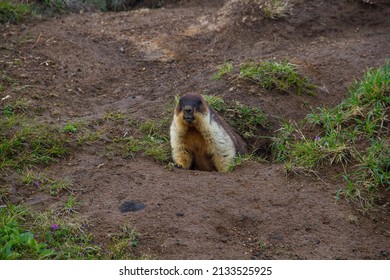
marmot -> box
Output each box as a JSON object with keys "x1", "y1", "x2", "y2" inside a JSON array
[{"x1": 170, "y1": 93, "x2": 247, "y2": 172}]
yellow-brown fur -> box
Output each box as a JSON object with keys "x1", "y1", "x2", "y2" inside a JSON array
[{"x1": 170, "y1": 93, "x2": 247, "y2": 172}]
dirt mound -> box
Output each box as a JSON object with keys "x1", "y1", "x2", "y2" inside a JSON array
[{"x1": 1, "y1": 0, "x2": 389, "y2": 259}]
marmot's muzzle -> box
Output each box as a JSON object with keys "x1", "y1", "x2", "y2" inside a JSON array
[{"x1": 183, "y1": 105, "x2": 195, "y2": 122}]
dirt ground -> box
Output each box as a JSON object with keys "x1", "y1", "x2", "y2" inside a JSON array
[{"x1": 1, "y1": 0, "x2": 389, "y2": 259}]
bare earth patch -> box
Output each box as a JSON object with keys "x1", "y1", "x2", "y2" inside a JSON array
[{"x1": 1, "y1": 0, "x2": 389, "y2": 259}]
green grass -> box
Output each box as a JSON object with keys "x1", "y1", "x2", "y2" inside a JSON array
[
  {"x1": 32, "y1": 0, "x2": 105, "y2": 15},
  {"x1": 107, "y1": 224, "x2": 141, "y2": 259},
  {"x1": 0, "y1": 110, "x2": 69, "y2": 171},
  {"x1": 240, "y1": 60, "x2": 316, "y2": 95},
  {"x1": 271, "y1": 121, "x2": 296, "y2": 162},
  {"x1": 105, "y1": 117, "x2": 171, "y2": 163},
  {"x1": 0, "y1": 102, "x2": 104, "y2": 170},
  {"x1": 22, "y1": 170, "x2": 71, "y2": 196},
  {"x1": 212, "y1": 62, "x2": 234, "y2": 81},
  {"x1": 212, "y1": 60, "x2": 316, "y2": 95},
  {"x1": 76, "y1": 130, "x2": 100, "y2": 145},
  {"x1": 137, "y1": 119, "x2": 171, "y2": 162},
  {"x1": 103, "y1": 109, "x2": 171, "y2": 163},
  {"x1": 0, "y1": 204, "x2": 101, "y2": 260},
  {"x1": 272, "y1": 64, "x2": 389, "y2": 207},
  {"x1": 0, "y1": 0, "x2": 108, "y2": 22},
  {"x1": 0, "y1": 203, "x2": 144, "y2": 260},
  {"x1": 0, "y1": 205, "x2": 53, "y2": 259},
  {"x1": 203, "y1": 95, "x2": 228, "y2": 112},
  {"x1": 0, "y1": 1, "x2": 30, "y2": 23},
  {"x1": 106, "y1": 136, "x2": 143, "y2": 159}
]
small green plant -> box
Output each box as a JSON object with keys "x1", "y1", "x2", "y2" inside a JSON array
[
  {"x1": 212, "y1": 62, "x2": 234, "y2": 80},
  {"x1": 143, "y1": 135, "x2": 170, "y2": 162},
  {"x1": 1, "y1": 202, "x2": 145, "y2": 259},
  {"x1": 0, "y1": 220, "x2": 53, "y2": 259},
  {"x1": 240, "y1": 60, "x2": 316, "y2": 95},
  {"x1": 285, "y1": 135, "x2": 351, "y2": 174},
  {"x1": 63, "y1": 123, "x2": 78, "y2": 133},
  {"x1": 166, "y1": 161, "x2": 176, "y2": 171},
  {"x1": 63, "y1": 194, "x2": 81, "y2": 213}
]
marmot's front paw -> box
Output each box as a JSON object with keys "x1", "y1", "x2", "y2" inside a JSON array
[{"x1": 174, "y1": 163, "x2": 183, "y2": 169}]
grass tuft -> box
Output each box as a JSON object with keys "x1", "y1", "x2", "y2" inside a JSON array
[
  {"x1": 105, "y1": 116, "x2": 171, "y2": 163},
  {"x1": 260, "y1": 0, "x2": 293, "y2": 20},
  {"x1": 0, "y1": 112, "x2": 69, "y2": 171},
  {"x1": 107, "y1": 224, "x2": 140, "y2": 259},
  {"x1": 272, "y1": 63, "x2": 389, "y2": 207},
  {"x1": 22, "y1": 170, "x2": 72, "y2": 196},
  {"x1": 212, "y1": 60, "x2": 316, "y2": 95},
  {"x1": 212, "y1": 62, "x2": 234, "y2": 81},
  {"x1": 240, "y1": 60, "x2": 316, "y2": 95},
  {"x1": 203, "y1": 95, "x2": 228, "y2": 112}
]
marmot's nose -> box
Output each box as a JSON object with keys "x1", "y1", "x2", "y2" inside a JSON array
[{"x1": 184, "y1": 106, "x2": 193, "y2": 114}]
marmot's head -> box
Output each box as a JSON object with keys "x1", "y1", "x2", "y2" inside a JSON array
[{"x1": 176, "y1": 93, "x2": 208, "y2": 125}]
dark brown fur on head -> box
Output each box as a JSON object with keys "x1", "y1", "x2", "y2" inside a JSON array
[{"x1": 176, "y1": 93, "x2": 208, "y2": 124}]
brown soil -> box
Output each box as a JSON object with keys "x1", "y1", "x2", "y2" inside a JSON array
[{"x1": 1, "y1": 0, "x2": 389, "y2": 259}]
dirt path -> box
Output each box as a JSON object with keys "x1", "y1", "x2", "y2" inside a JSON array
[{"x1": 1, "y1": 0, "x2": 389, "y2": 259}]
